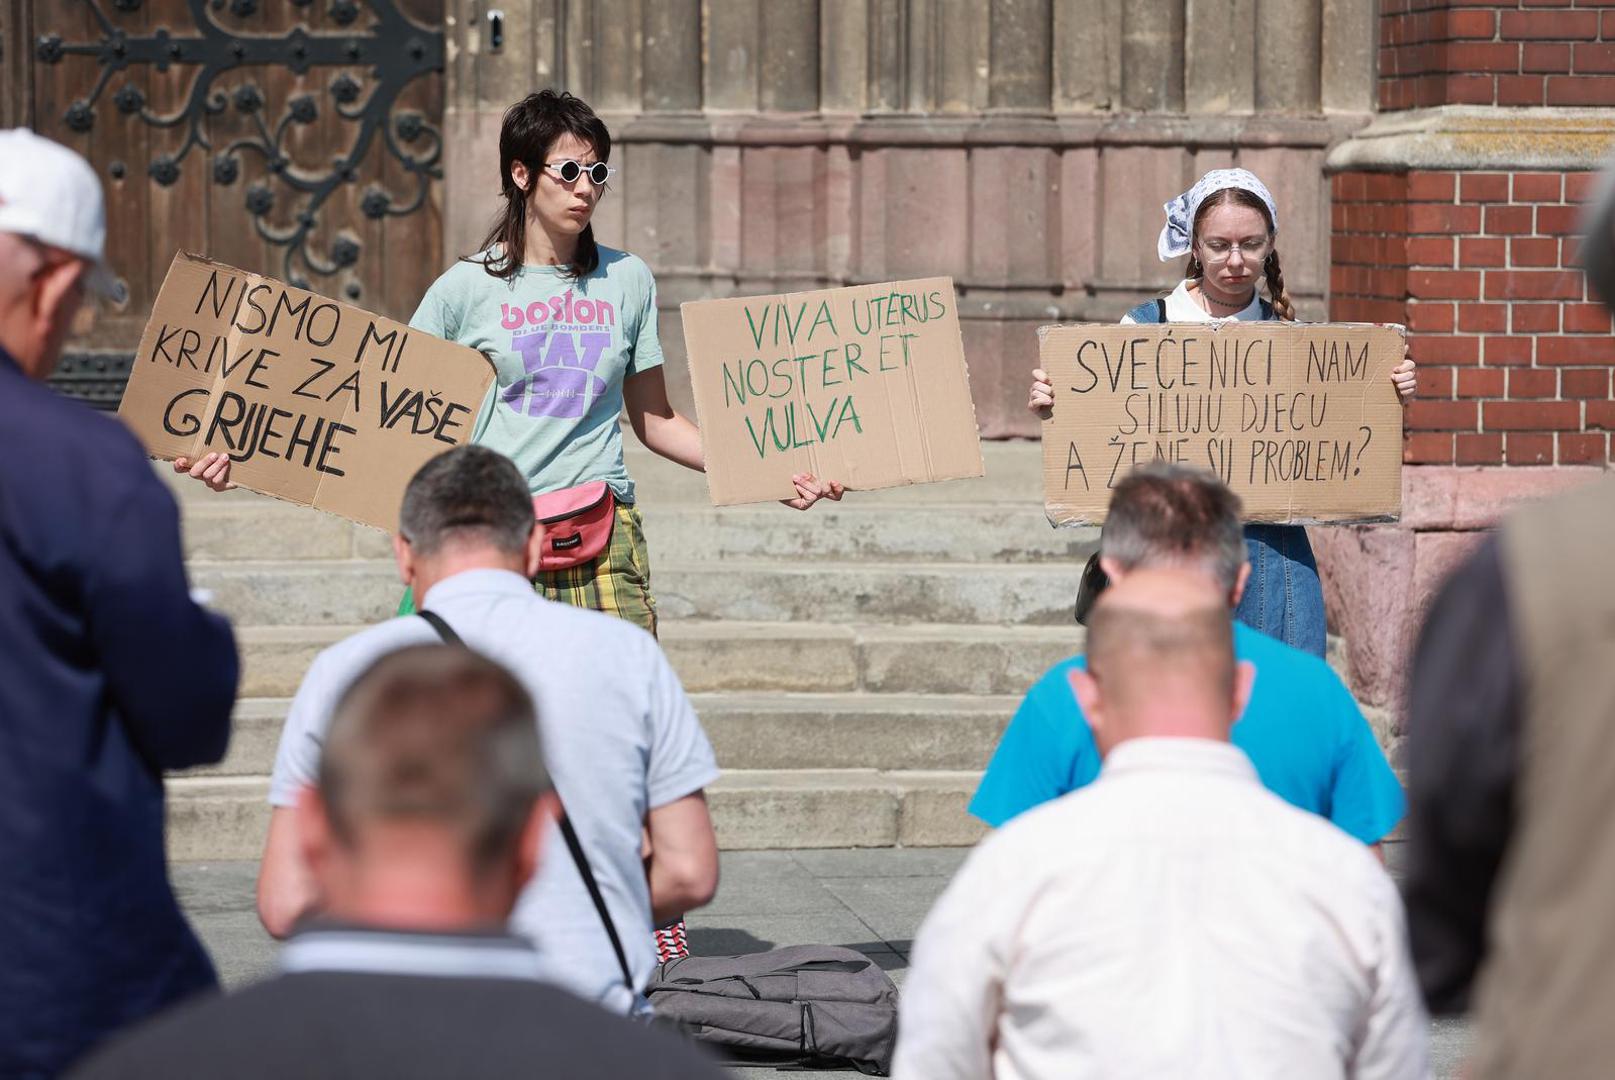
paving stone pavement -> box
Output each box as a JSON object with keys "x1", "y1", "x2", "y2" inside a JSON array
[{"x1": 173, "y1": 848, "x2": 1471, "y2": 1078}]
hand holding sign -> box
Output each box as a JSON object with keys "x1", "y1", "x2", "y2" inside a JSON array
[
  {"x1": 120, "y1": 253, "x2": 495, "y2": 530},
  {"x1": 174, "y1": 451, "x2": 236, "y2": 492}
]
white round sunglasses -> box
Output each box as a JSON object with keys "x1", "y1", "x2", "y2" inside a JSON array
[{"x1": 543, "y1": 159, "x2": 616, "y2": 187}]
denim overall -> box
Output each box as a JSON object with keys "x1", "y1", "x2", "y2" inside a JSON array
[{"x1": 1125, "y1": 297, "x2": 1328, "y2": 658}]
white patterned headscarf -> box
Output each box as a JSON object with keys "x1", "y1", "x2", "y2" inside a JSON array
[{"x1": 1157, "y1": 169, "x2": 1278, "y2": 262}]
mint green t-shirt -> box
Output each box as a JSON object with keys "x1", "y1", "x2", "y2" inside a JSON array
[{"x1": 408, "y1": 246, "x2": 663, "y2": 502}]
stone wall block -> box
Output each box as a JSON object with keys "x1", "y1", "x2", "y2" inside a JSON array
[
  {"x1": 586, "y1": 0, "x2": 644, "y2": 111},
  {"x1": 741, "y1": 146, "x2": 826, "y2": 277},
  {"x1": 775, "y1": 146, "x2": 828, "y2": 276},
  {"x1": 643, "y1": 0, "x2": 704, "y2": 111},
  {"x1": 621, "y1": 142, "x2": 707, "y2": 271},
  {"x1": 738, "y1": 145, "x2": 780, "y2": 273},
  {"x1": 867, "y1": 0, "x2": 909, "y2": 111},
  {"x1": 820, "y1": 0, "x2": 870, "y2": 112},
  {"x1": 1321, "y1": 0, "x2": 1375, "y2": 113},
  {"x1": 1402, "y1": 465, "x2": 1605, "y2": 531},
  {"x1": 962, "y1": 319, "x2": 1042, "y2": 439},
  {"x1": 1058, "y1": 147, "x2": 1101, "y2": 292},
  {"x1": 1098, "y1": 146, "x2": 1191, "y2": 288},
  {"x1": 1120, "y1": 0, "x2": 1186, "y2": 111},
  {"x1": 705, "y1": 0, "x2": 763, "y2": 111},
  {"x1": 930, "y1": 0, "x2": 992, "y2": 113},
  {"x1": 987, "y1": 0, "x2": 1054, "y2": 111},
  {"x1": 1256, "y1": 0, "x2": 1322, "y2": 113},
  {"x1": 710, "y1": 144, "x2": 744, "y2": 271},
  {"x1": 969, "y1": 146, "x2": 1058, "y2": 285},
  {"x1": 761, "y1": 0, "x2": 821, "y2": 112},
  {"x1": 442, "y1": 110, "x2": 504, "y2": 265},
  {"x1": 861, "y1": 148, "x2": 971, "y2": 281},
  {"x1": 1185, "y1": 0, "x2": 1256, "y2": 114},
  {"x1": 1310, "y1": 523, "x2": 1417, "y2": 713},
  {"x1": 824, "y1": 144, "x2": 857, "y2": 280},
  {"x1": 1053, "y1": 0, "x2": 1120, "y2": 110}
]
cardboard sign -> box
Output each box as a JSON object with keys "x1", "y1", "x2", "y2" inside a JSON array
[
  {"x1": 682, "y1": 278, "x2": 984, "y2": 505},
  {"x1": 1038, "y1": 321, "x2": 1404, "y2": 526},
  {"x1": 120, "y1": 253, "x2": 495, "y2": 531}
]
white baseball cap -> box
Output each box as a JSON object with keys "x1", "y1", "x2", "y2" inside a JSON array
[{"x1": 0, "y1": 128, "x2": 126, "y2": 303}]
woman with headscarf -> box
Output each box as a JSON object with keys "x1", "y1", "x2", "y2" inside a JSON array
[{"x1": 1030, "y1": 169, "x2": 1417, "y2": 657}]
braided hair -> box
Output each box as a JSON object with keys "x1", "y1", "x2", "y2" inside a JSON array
[{"x1": 1187, "y1": 187, "x2": 1295, "y2": 320}]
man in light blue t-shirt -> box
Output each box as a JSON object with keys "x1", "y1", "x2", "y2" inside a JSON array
[
  {"x1": 256, "y1": 446, "x2": 720, "y2": 1017},
  {"x1": 971, "y1": 464, "x2": 1404, "y2": 848}
]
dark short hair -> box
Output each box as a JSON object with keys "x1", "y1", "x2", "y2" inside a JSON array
[
  {"x1": 1100, "y1": 463, "x2": 1247, "y2": 592},
  {"x1": 475, "y1": 90, "x2": 612, "y2": 282},
  {"x1": 398, "y1": 445, "x2": 533, "y2": 557},
  {"x1": 320, "y1": 644, "x2": 551, "y2": 875}
]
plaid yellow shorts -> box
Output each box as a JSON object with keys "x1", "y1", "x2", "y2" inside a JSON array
[{"x1": 397, "y1": 504, "x2": 658, "y2": 637}]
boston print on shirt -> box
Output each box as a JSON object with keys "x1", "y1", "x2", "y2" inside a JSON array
[{"x1": 500, "y1": 289, "x2": 619, "y2": 419}]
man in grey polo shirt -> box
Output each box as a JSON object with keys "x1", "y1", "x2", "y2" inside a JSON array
[
  {"x1": 256, "y1": 446, "x2": 720, "y2": 1017},
  {"x1": 74, "y1": 645, "x2": 723, "y2": 1079}
]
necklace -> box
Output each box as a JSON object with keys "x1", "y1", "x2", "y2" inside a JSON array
[{"x1": 1192, "y1": 281, "x2": 1250, "y2": 317}]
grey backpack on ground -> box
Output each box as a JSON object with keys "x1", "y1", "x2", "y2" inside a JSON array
[{"x1": 647, "y1": 945, "x2": 899, "y2": 1075}]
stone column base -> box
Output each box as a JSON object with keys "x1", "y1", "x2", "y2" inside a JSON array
[{"x1": 1313, "y1": 464, "x2": 1603, "y2": 741}]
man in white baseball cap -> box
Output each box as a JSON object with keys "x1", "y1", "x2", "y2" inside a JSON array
[
  {"x1": 0, "y1": 129, "x2": 239, "y2": 1076},
  {"x1": 0, "y1": 127, "x2": 126, "y2": 378}
]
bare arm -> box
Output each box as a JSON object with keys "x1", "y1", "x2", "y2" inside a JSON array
[
  {"x1": 644, "y1": 791, "x2": 719, "y2": 925},
  {"x1": 623, "y1": 367, "x2": 705, "y2": 472},
  {"x1": 622, "y1": 366, "x2": 845, "y2": 511},
  {"x1": 257, "y1": 805, "x2": 319, "y2": 939}
]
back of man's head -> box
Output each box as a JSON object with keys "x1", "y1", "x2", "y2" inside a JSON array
[
  {"x1": 316, "y1": 644, "x2": 551, "y2": 893},
  {"x1": 398, "y1": 445, "x2": 534, "y2": 559},
  {"x1": 0, "y1": 130, "x2": 124, "y2": 376},
  {"x1": 1100, "y1": 463, "x2": 1247, "y2": 597},
  {"x1": 1073, "y1": 569, "x2": 1246, "y2": 755}
]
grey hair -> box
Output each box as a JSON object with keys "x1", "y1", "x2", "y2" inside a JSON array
[
  {"x1": 1099, "y1": 463, "x2": 1248, "y2": 593},
  {"x1": 320, "y1": 644, "x2": 552, "y2": 876},
  {"x1": 398, "y1": 445, "x2": 534, "y2": 557}
]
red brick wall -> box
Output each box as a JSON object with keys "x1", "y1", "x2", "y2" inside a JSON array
[
  {"x1": 1332, "y1": 168, "x2": 1613, "y2": 466},
  {"x1": 1381, "y1": 0, "x2": 1615, "y2": 111}
]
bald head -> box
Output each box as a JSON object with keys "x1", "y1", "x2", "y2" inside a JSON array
[{"x1": 1071, "y1": 569, "x2": 1249, "y2": 755}]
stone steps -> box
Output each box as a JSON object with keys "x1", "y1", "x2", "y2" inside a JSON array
[
  {"x1": 189, "y1": 691, "x2": 1019, "y2": 779},
  {"x1": 181, "y1": 499, "x2": 1095, "y2": 565},
  {"x1": 161, "y1": 439, "x2": 1047, "y2": 508},
  {"x1": 158, "y1": 436, "x2": 1391, "y2": 861},
  {"x1": 235, "y1": 621, "x2": 1081, "y2": 698},
  {"x1": 165, "y1": 440, "x2": 1060, "y2": 857},
  {"x1": 165, "y1": 770, "x2": 986, "y2": 861},
  {"x1": 190, "y1": 559, "x2": 1086, "y2": 627}
]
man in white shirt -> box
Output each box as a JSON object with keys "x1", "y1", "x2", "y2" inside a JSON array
[
  {"x1": 894, "y1": 570, "x2": 1428, "y2": 1080},
  {"x1": 257, "y1": 445, "x2": 720, "y2": 1017}
]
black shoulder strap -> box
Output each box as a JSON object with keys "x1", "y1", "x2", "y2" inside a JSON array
[
  {"x1": 417, "y1": 609, "x2": 462, "y2": 646},
  {"x1": 1155, "y1": 298, "x2": 1167, "y2": 322},
  {"x1": 416, "y1": 611, "x2": 636, "y2": 994}
]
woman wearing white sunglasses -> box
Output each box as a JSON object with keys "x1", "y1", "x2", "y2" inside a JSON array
[{"x1": 180, "y1": 90, "x2": 843, "y2": 635}]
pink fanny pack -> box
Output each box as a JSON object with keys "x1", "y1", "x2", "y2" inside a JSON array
[{"x1": 532, "y1": 481, "x2": 617, "y2": 571}]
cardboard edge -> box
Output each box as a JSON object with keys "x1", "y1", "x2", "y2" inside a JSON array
[
  {"x1": 685, "y1": 278, "x2": 986, "y2": 506},
  {"x1": 936, "y1": 276, "x2": 988, "y2": 483},
  {"x1": 1038, "y1": 321, "x2": 1406, "y2": 527}
]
